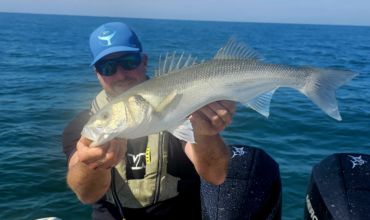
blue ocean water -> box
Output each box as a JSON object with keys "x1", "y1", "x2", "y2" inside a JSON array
[{"x1": 0, "y1": 12, "x2": 369, "y2": 219}]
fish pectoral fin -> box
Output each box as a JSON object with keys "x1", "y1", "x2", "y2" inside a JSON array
[
  {"x1": 154, "y1": 90, "x2": 182, "y2": 113},
  {"x1": 242, "y1": 89, "x2": 277, "y2": 118},
  {"x1": 167, "y1": 119, "x2": 195, "y2": 143}
]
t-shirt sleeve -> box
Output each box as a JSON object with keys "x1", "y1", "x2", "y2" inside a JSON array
[{"x1": 62, "y1": 110, "x2": 91, "y2": 162}]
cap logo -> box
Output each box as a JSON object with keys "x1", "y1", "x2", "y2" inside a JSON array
[{"x1": 98, "y1": 30, "x2": 116, "y2": 46}]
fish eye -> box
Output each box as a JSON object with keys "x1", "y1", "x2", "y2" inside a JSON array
[{"x1": 101, "y1": 111, "x2": 110, "y2": 120}]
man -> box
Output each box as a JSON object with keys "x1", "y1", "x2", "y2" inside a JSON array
[{"x1": 63, "y1": 22, "x2": 235, "y2": 219}]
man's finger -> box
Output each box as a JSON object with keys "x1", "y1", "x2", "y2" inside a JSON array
[
  {"x1": 199, "y1": 105, "x2": 226, "y2": 127},
  {"x1": 77, "y1": 140, "x2": 107, "y2": 164},
  {"x1": 202, "y1": 101, "x2": 234, "y2": 127},
  {"x1": 218, "y1": 100, "x2": 236, "y2": 114},
  {"x1": 189, "y1": 112, "x2": 218, "y2": 136},
  {"x1": 80, "y1": 136, "x2": 93, "y2": 146}
]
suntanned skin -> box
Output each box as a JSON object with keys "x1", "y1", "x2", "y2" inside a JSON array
[{"x1": 67, "y1": 52, "x2": 235, "y2": 204}]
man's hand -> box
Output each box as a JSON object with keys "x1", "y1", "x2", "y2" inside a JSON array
[
  {"x1": 189, "y1": 100, "x2": 236, "y2": 136},
  {"x1": 184, "y1": 100, "x2": 235, "y2": 185},
  {"x1": 74, "y1": 137, "x2": 127, "y2": 170},
  {"x1": 67, "y1": 136, "x2": 127, "y2": 204}
]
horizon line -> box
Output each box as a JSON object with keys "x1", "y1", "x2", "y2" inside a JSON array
[{"x1": 1, "y1": 11, "x2": 369, "y2": 28}]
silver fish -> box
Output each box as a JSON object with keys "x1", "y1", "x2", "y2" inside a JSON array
[{"x1": 82, "y1": 39, "x2": 357, "y2": 146}]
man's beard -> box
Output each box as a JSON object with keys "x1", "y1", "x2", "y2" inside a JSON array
[{"x1": 110, "y1": 79, "x2": 138, "y2": 97}]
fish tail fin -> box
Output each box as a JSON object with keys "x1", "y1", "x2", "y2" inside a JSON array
[{"x1": 299, "y1": 68, "x2": 357, "y2": 121}]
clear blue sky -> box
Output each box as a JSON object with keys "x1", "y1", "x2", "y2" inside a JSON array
[{"x1": 1, "y1": 0, "x2": 369, "y2": 26}]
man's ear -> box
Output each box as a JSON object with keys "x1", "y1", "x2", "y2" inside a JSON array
[{"x1": 142, "y1": 53, "x2": 148, "y2": 68}]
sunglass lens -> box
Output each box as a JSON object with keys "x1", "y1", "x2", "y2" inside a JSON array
[
  {"x1": 118, "y1": 54, "x2": 141, "y2": 70},
  {"x1": 96, "y1": 60, "x2": 117, "y2": 76},
  {"x1": 95, "y1": 53, "x2": 141, "y2": 76}
]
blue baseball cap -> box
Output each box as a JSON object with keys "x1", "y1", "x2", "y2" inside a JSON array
[{"x1": 89, "y1": 22, "x2": 142, "y2": 66}]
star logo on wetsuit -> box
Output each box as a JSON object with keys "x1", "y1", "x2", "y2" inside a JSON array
[
  {"x1": 348, "y1": 155, "x2": 367, "y2": 169},
  {"x1": 231, "y1": 146, "x2": 248, "y2": 158}
]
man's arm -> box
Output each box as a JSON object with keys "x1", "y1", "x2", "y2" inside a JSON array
[
  {"x1": 67, "y1": 137, "x2": 127, "y2": 204},
  {"x1": 184, "y1": 100, "x2": 236, "y2": 185}
]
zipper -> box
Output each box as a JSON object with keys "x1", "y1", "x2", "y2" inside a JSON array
[{"x1": 153, "y1": 132, "x2": 164, "y2": 204}]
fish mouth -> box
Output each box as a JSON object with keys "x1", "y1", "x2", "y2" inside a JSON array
[
  {"x1": 81, "y1": 125, "x2": 122, "y2": 147},
  {"x1": 81, "y1": 127, "x2": 103, "y2": 143},
  {"x1": 94, "y1": 133, "x2": 112, "y2": 147}
]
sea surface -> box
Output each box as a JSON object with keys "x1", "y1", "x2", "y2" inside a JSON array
[{"x1": 0, "y1": 12, "x2": 369, "y2": 220}]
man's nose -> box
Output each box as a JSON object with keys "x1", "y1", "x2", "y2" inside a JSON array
[{"x1": 114, "y1": 66, "x2": 128, "y2": 80}]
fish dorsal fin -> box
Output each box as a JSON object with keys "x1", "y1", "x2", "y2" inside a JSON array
[
  {"x1": 243, "y1": 89, "x2": 277, "y2": 118},
  {"x1": 155, "y1": 52, "x2": 198, "y2": 76},
  {"x1": 214, "y1": 38, "x2": 261, "y2": 61}
]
